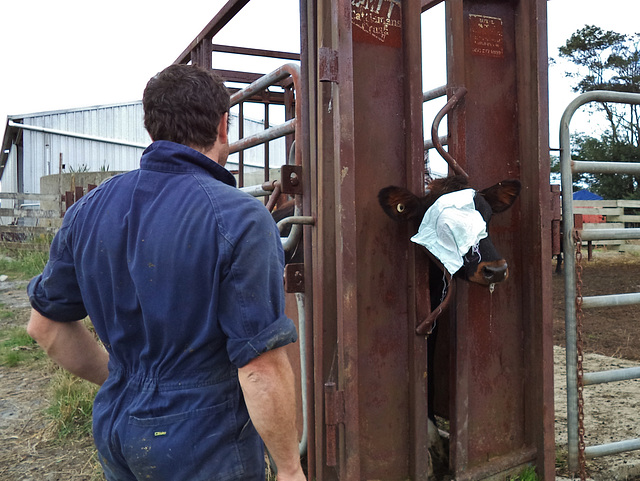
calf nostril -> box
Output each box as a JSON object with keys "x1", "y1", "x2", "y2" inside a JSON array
[{"x1": 483, "y1": 264, "x2": 508, "y2": 282}]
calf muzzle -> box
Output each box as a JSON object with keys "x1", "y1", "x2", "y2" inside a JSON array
[{"x1": 470, "y1": 260, "x2": 509, "y2": 285}]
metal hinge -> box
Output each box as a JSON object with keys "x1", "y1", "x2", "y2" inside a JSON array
[
  {"x1": 319, "y1": 47, "x2": 339, "y2": 83},
  {"x1": 324, "y1": 382, "x2": 345, "y2": 467}
]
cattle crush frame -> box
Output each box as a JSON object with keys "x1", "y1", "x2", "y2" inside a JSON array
[{"x1": 174, "y1": 1, "x2": 554, "y2": 479}]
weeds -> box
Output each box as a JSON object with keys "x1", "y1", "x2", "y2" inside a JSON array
[
  {"x1": 0, "y1": 326, "x2": 45, "y2": 367},
  {"x1": 0, "y1": 248, "x2": 49, "y2": 280},
  {"x1": 46, "y1": 367, "x2": 99, "y2": 440},
  {"x1": 508, "y1": 465, "x2": 539, "y2": 481}
]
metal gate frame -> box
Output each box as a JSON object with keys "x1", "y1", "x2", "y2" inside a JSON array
[
  {"x1": 560, "y1": 90, "x2": 640, "y2": 472},
  {"x1": 442, "y1": 1, "x2": 555, "y2": 478}
]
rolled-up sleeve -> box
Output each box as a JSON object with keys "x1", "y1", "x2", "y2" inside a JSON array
[
  {"x1": 218, "y1": 207, "x2": 297, "y2": 368},
  {"x1": 27, "y1": 221, "x2": 87, "y2": 322}
]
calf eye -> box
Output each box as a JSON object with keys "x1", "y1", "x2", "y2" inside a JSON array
[{"x1": 396, "y1": 203, "x2": 405, "y2": 213}]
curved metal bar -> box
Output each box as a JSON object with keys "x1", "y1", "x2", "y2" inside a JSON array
[
  {"x1": 277, "y1": 215, "x2": 315, "y2": 253},
  {"x1": 228, "y1": 63, "x2": 309, "y2": 458},
  {"x1": 415, "y1": 249, "x2": 454, "y2": 335},
  {"x1": 240, "y1": 180, "x2": 277, "y2": 197},
  {"x1": 431, "y1": 87, "x2": 469, "y2": 178},
  {"x1": 229, "y1": 63, "x2": 301, "y2": 106},
  {"x1": 265, "y1": 182, "x2": 283, "y2": 212}
]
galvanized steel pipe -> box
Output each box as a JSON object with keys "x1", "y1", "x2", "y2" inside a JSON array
[
  {"x1": 579, "y1": 228, "x2": 640, "y2": 241},
  {"x1": 572, "y1": 160, "x2": 640, "y2": 175},
  {"x1": 240, "y1": 184, "x2": 272, "y2": 197},
  {"x1": 277, "y1": 215, "x2": 315, "y2": 252},
  {"x1": 586, "y1": 438, "x2": 640, "y2": 459},
  {"x1": 583, "y1": 366, "x2": 640, "y2": 386},
  {"x1": 560, "y1": 90, "x2": 640, "y2": 471},
  {"x1": 581, "y1": 292, "x2": 640, "y2": 309}
]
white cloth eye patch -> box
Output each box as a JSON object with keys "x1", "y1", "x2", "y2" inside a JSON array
[{"x1": 410, "y1": 189, "x2": 488, "y2": 275}]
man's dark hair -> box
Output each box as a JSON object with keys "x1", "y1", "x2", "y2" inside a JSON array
[{"x1": 143, "y1": 64, "x2": 230, "y2": 150}]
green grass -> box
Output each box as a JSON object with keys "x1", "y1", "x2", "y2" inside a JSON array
[
  {"x1": 508, "y1": 465, "x2": 539, "y2": 481},
  {"x1": 0, "y1": 302, "x2": 17, "y2": 320},
  {"x1": 0, "y1": 248, "x2": 49, "y2": 280},
  {"x1": 46, "y1": 367, "x2": 99, "y2": 440},
  {"x1": 0, "y1": 326, "x2": 45, "y2": 367}
]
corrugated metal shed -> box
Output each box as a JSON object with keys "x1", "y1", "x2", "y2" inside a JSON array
[{"x1": 1, "y1": 101, "x2": 285, "y2": 193}]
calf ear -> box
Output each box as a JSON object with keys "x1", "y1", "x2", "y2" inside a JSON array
[
  {"x1": 378, "y1": 186, "x2": 423, "y2": 221},
  {"x1": 480, "y1": 179, "x2": 521, "y2": 213}
]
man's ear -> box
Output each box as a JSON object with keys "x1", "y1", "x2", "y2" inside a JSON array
[{"x1": 218, "y1": 112, "x2": 229, "y2": 144}]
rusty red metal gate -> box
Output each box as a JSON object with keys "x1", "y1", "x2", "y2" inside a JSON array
[
  {"x1": 310, "y1": 1, "x2": 428, "y2": 479},
  {"x1": 307, "y1": 0, "x2": 554, "y2": 479},
  {"x1": 442, "y1": 1, "x2": 555, "y2": 479}
]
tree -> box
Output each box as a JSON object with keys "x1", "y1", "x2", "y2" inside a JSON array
[{"x1": 558, "y1": 25, "x2": 640, "y2": 198}]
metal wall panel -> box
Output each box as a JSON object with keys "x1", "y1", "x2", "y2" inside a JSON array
[{"x1": 11, "y1": 102, "x2": 285, "y2": 193}]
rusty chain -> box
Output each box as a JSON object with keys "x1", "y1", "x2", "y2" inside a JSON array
[{"x1": 573, "y1": 228, "x2": 588, "y2": 481}]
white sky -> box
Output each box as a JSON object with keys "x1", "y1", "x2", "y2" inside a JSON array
[{"x1": 0, "y1": 0, "x2": 638, "y2": 149}]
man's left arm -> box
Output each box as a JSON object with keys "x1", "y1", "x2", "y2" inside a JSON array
[{"x1": 27, "y1": 309, "x2": 109, "y2": 386}]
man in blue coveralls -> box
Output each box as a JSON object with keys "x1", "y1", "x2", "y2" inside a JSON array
[{"x1": 27, "y1": 64, "x2": 306, "y2": 481}]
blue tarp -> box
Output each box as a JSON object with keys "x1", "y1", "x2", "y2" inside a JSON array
[{"x1": 573, "y1": 190, "x2": 603, "y2": 200}]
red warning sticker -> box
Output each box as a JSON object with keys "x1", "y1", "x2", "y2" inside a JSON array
[{"x1": 469, "y1": 14, "x2": 504, "y2": 58}]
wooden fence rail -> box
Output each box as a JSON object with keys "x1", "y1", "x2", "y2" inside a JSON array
[{"x1": 571, "y1": 199, "x2": 640, "y2": 252}]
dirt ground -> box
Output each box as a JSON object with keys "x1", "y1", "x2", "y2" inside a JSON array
[
  {"x1": 0, "y1": 280, "x2": 100, "y2": 480},
  {"x1": 553, "y1": 249, "x2": 640, "y2": 480},
  {"x1": 1, "y1": 251, "x2": 640, "y2": 480}
]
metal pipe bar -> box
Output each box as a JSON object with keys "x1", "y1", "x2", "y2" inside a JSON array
[
  {"x1": 421, "y1": 0, "x2": 445, "y2": 12},
  {"x1": 229, "y1": 119, "x2": 296, "y2": 154},
  {"x1": 430, "y1": 87, "x2": 469, "y2": 178},
  {"x1": 579, "y1": 228, "x2": 640, "y2": 241},
  {"x1": 215, "y1": 69, "x2": 269, "y2": 85},
  {"x1": 238, "y1": 102, "x2": 245, "y2": 186},
  {"x1": 7, "y1": 121, "x2": 147, "y2": 149},
  {"x1": 277, "y1": 215, "x2": 314, "y2": 253},
  {"x1": 581, "y1": 292, "x2": 640, "y2": 309},
  {"x1": 239, "y1": 184, "x2": 271, "y2": 197},
  {"x1": 424, "y1": 135, "x2": 448, "y2": 151},
  {"x1": 422, "y1": 85, "x2": 447, "y2": 103},
  {"x1": 583, "y1": 366, "x2": 640, "y2": 386},
  {"x1": 277, "y1": 215, "x2": 316, "y2": 231},
  {"x1": 572, "y1": 160, "x2": 640, "y2": 175},
  {"x1": 264, "y1": 104, "x2": 270, "y2": 183},
  {"x1": 585, "y1": 438, "x2": 640, "y2": 458},
  {"x1": 174, "y1": 0, "x2": 251, "y2": 65},
  {"x1": 230, "y1": 63, "x2": 301, "y2": 106},
  {"x1": 212, "y1": 44, "x2": 300, "y2": 61},
  {"x1": 560, "y1": 90, "x2": 640, "y2": 471},
  {"x1": 295, "y1": 292, "x2": 308, "y2": 456}
]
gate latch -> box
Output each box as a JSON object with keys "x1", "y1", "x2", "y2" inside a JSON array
[
  {"x1": 281, "y1": 165, "x2": 303, "y2": 195},
  {"x1": 284, "y1": 263, "x2": 305, "y2": 293}
]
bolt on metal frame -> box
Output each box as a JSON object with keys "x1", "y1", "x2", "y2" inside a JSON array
[{"x1": 560, "y1": 90, "x2": 640, "y2": 471}]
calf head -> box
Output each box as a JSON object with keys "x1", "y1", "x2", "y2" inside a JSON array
[{"x1": 378, "y1": 175, "x2": 521, "y2": 286}]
